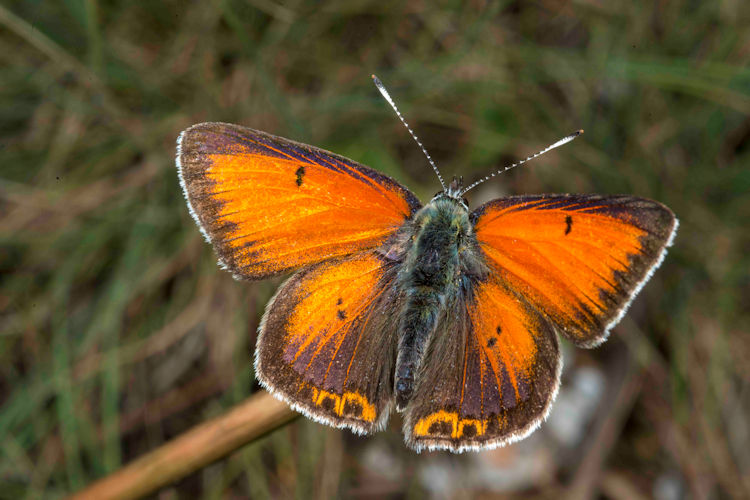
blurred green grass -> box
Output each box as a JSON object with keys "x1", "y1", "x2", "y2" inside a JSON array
[{"x1": 1, "y1": 0, "x2": 749, "y2": 498}]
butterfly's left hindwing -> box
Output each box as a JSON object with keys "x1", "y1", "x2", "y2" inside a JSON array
[
  {"x1": 403, "y1": 276, "x2": 560, "y2": 452},
  {"x1": 256, "y1": 252, "x2": 400, "y2": 434}
]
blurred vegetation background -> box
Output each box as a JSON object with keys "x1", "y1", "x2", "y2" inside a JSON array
[{"x1": 1, "y1": 1, "x2": 748, "y2": 498}]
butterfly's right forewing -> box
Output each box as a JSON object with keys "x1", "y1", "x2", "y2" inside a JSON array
[{"x1": 472, "y1": 194, "x2": 677, "y2": 347}]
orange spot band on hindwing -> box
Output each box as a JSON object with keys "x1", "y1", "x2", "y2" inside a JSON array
[
  {"x1": 310, "y1": 387, "x2": 376, "y2": 422},
  {"x1": 413, "y1": 411, "x2": 497, "y2": 439}
]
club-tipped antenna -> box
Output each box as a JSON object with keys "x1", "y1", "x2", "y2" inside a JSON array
[
  {"x1": 460, "y1": 129, "x2": 584, "y2": 196},
  {"x1": 372, "y1": 75, "x2": 447, "y2": 192}
]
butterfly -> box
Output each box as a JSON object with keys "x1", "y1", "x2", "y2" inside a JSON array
[{"x1": 176, "y1": 76, "x2": 677, "y2": 452}]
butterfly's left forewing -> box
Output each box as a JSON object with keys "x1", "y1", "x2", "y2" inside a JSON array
[
  {"x1": 403, "y1": 276, "x2": 560, "y2": 452},
  {"x1": 257, "y1": 252, "x2": 401, "y2": 433},
  {"x1": 178, "y1": 123, "x2": 420, "y2": 279}
]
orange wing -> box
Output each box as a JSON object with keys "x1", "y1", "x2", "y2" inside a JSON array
[
  {"x1": 472, "y1": 194, "x2": 677, "y2": 346},
  {"x1": 404, "y1": 276, "x2": 560, "y2": 452},
  {"x1": 177, "y1": 123, "x2": 420, "y2": 279},
  {"x1": 256, "y1": 252, "x2": 400, "y2": 433}
]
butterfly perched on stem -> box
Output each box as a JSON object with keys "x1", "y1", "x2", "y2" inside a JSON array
[{"x1": 176, "y1": 76, "x2": 677, "y2": 452}]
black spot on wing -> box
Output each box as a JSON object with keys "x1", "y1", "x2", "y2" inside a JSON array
[
  {"x1": 343, "y1": 399, "x2": 363, "y2": 418},
  {"x1": 337, "y1": 309, "x2": 347, "y2": 320},
  {"x1": 295, "y1": 166, "x2": 305, "y2": 187},
  {"x1": 565, "y1": 215, "x2": 573, "y2": 235},
  {"x1": 428, "y1": 420, "x2": 453, "y2": 436},
  {"x1": 462, "y1": 423, "x2": 477, "y2": 438},
  {"x1": 321, "y1": 395, "x2": 336, "y2": 412}
]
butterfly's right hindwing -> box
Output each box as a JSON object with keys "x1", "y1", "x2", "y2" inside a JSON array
[{"x1": 403, "y1": 275, "x2": 561, "y2": 452}]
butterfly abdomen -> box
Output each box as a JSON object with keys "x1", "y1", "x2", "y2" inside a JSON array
[
  {"x1": 394, "y1": 197, "x2": 478, "y2": 411},
  {"x1": 395, "y1": 286, "x2": 442, "y2": 410}
]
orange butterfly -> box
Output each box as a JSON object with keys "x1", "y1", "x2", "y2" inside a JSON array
[{"x1": 176, "y1": 77, "x2": 677, "y2": 452}]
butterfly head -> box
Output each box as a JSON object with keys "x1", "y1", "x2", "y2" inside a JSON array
[{"x1": 433, "y1": 176, "x2": 469, "y2": 210}]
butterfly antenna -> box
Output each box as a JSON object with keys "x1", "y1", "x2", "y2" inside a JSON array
[
  {"x1": 460, "y1": 129, "x2": 584, "y2": 196},
  {"x1": 372, "y1": 75, "x2": 447, "y2": 192}
]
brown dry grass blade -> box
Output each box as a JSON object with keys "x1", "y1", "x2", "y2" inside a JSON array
[{"x1": 68, "y1": 391, "x2": 296, "y2": 500}]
